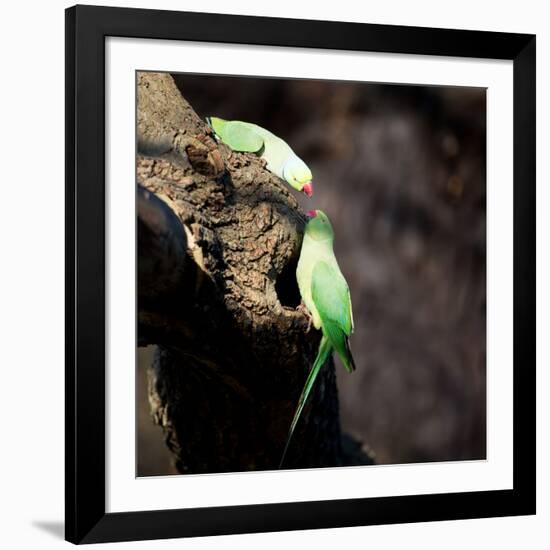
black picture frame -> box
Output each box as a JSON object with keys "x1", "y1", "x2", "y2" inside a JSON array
[{"x1": 65, "y1": 4, "x2": 536, "y2": 544}]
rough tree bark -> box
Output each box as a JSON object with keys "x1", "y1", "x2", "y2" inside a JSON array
[{"x1": 137, "y1": 72, "x2": 372, "y2": 473}]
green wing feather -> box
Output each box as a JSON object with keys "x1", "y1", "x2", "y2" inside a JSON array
[
  {"x1": 208, "y1": 117, "x2": 264, "y2": 153},
  {"x1": 312, "y1": 261, "x2": 356, "y2": 373},
  {"x1": 279, "y1": 334, "x2": 332, "y2": 468}
]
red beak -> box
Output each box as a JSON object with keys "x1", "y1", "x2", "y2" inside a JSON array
[
  {"x1": 302, "y1": 181, "x2": 313, "y2": 197},
  {"x1": 306, "y1": 210, "x2": 317, "y2": 218}
]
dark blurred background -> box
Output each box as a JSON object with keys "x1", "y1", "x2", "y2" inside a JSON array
[{"x1": 137, "y1": 74, "x2": 486, "y2": 476}]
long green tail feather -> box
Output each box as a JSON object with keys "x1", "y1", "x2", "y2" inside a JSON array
[{"x1": 279, "y1": 334, "x2": 332, "y2": 469}]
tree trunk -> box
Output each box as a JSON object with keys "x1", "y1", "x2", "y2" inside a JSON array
[{"x1": 137, "y1": 72, "x2": 372, "y2": 473}]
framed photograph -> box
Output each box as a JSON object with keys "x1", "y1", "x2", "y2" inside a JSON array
[{"x1": 65, "y1": 5, "x2": 536, "y2": 544}]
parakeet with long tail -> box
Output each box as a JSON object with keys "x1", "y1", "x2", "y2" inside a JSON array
[
  {"x1": 206, "y1": 116, "x2": 314, "y2": 197},
  {"x1": 279, "y1": 209, "x2": 356, "y2": 468}
]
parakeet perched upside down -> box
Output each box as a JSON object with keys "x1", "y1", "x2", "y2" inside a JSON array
[
  {"x1": 280, "y1": 209, "x2": 356, "y2": 467},
  {"x1": 206, "y1": 116, "x2": 314, "y2": 197}
]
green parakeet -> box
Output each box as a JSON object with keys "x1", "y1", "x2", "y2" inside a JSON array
[
  {"x1": 280, "y1": 209, "x2": 356, "y2": 467},
  {"x1": 206, "y1": 116, "x2": 314, "y2": 197}
]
